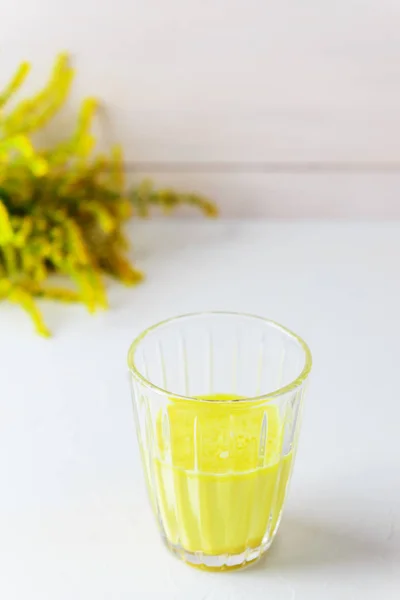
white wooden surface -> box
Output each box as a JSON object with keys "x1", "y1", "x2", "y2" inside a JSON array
[
  {"x1": 2, "y1": 1, "x2": 400, "y2": 215},
  {"x1": 1, "y1": 220, "x2": 399, "y2": 599}
]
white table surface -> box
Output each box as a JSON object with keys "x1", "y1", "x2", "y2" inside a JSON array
[{"x1": 1, "y1": 220, "x2": 399, "y2": 599}]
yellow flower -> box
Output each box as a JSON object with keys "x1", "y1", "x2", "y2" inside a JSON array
[{"x1": 0, "y1": 53, "x2": 217, "y2": 336}]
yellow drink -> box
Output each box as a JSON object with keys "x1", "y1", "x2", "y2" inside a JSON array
[
  {"x1": 128, "y1": 312, "x2": 312, "y2": 570},
  {"x1": 153, "y1": 395, "x2": 292, "y2": 558}
]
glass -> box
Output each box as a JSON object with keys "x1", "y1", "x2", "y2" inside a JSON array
[{"x1": 128, "y1": 312, "x2": 312, "y2": 571}]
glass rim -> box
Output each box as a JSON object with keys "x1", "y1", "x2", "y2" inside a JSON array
[{"x1": 127, "y1": 311, "x2": 312, "y2": 403}]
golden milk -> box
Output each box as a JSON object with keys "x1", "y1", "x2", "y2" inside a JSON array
[{"x1": 153, "y1": 395, "x2": 292, "y2": 556}]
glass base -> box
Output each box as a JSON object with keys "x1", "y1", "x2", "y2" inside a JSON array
[{"x1": 164, "y1": 539, "x2": 272, "y2": 572}]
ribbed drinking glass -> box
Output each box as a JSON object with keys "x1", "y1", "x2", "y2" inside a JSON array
[{"x1": 128, "y1": 312, "x2": 312, "y2": 571}]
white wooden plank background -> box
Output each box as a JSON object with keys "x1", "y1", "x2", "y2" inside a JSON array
[{"x1": 1, "y1": 0, "x2": 400, "y2": 216}]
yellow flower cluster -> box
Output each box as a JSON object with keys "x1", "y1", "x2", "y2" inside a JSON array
[{"x1": 0, "y1": 54, "x2": 217, "y2": 336}]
